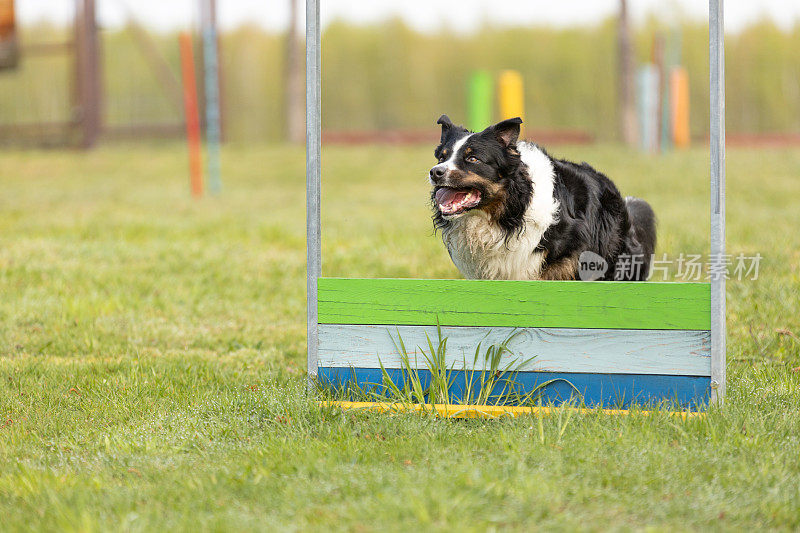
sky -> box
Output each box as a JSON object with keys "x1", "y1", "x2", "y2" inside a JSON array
[{"x1": 16, "y1": 0, "x2": 800, "y2": 33}]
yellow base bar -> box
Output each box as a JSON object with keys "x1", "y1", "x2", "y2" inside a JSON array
[{"x1": 319, "y1": 401, "x2": 703, "y2": 419}]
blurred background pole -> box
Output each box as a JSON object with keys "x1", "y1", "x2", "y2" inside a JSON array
[
  {"x1": 75, "y1": 0, "x2": 102, "y2": 148},
  {"x1": 180, "y1": 32, "x2": 203, "y2": 198},
  {"x1": 498, "y1": 70, "x2": 524, "y2": 137},
  {"x1": 467, "y1": 70, "x2": 493, "y2": 132},
  {"x1": 200, "y1": 0, "x2": 222, "y2": 194},
  {"x1": 617, "y1": 0, "x2": 636, "y2": 147},
  {"x1": 0, "y1": 0, "x2": 19, "y2": 69},
  {"x1": 670, "y1": 67, "x2": 690, "y2": 148},
  {"x1": 285, "y1": 0, "x2": 304, "y2": 143},
  {"x1": 653, "y1": 32, "x2": 668, "y2": 152},
  {"x1": 659, "y1": 31, "x2": 679, "y2": 151},
  {"x1": 637, "y1": 64, "x2": 659, "y2": 153}
]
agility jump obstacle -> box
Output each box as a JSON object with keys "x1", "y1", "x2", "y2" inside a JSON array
[{"x1": 306, "y1": 1, "x2": 727, "y2": 412}]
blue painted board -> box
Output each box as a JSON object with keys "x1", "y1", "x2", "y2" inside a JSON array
[{"x1": 318, "y1": 367, "x2": 710, "y2": 409}]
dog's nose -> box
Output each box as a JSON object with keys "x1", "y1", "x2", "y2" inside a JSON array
[{"x1": 430, "y1": 165, "x2": 447, "y2": 182}]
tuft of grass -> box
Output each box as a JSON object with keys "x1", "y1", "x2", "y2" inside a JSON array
[{"x1": 357, "y1": 326, "x2": 579, "y2": 410}]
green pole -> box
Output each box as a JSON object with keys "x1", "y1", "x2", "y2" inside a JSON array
[{"x1": 467, "y1": 70, "x2": 493, "y2": 132}]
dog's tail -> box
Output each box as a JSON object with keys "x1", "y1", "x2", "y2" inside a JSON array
[{"x1": 624, "y1": 197, "x2": 657, "y2": 280}]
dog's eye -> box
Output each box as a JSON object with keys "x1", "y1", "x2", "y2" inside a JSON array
[{"x1": 466, "y1": 156, "x2": 480, "y2": 164}]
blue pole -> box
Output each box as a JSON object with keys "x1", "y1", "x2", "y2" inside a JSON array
[
  {"x1": 202, "y1": 1, "x2": 221, "y2": 195},
  {"x1": 637, "y1": 64, "x2": 659, "y2": 152}
]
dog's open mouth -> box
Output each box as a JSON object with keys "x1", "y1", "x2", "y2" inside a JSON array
[{"x1": 435, "y1": 187, "x2": 482, "y2": 216}]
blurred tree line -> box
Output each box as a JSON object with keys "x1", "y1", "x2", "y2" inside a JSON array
[{"x1": 1, "y1": 18, "x2": 798, "y2": 143}]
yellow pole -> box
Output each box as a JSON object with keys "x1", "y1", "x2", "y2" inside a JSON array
[{"x1": 498, "y1": 70, "x2": 524, "y2": 137}]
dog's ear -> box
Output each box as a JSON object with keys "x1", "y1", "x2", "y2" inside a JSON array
[
  {"x1": 492, "y1": 117, "x2": 523, "y2": 148},
  {"x1": 437, "y1": 114, "x2": 454, "y2": 142}
]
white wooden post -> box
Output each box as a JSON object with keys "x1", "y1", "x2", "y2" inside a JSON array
[
  {"x1": 306, "y1": 0, "x2": 321, "y2": 387},
  {"x1": 709, "y1": 0, "x2": 726, "y2": 404}
]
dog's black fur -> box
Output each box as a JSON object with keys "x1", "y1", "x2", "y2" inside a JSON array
[
  {"x1": 539, "y1": 157, "x2": 656, "y2": 280},
  {"x1": 429, "y1": 115, "x2": 656, "y2": 281}
]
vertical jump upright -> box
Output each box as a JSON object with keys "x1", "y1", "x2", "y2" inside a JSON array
[
  {"x1": 306, "y1": 0, "x2": 321, "y2": 388},
  {"x1": 709, "y1": 0, "x2": 726, "y2": 404}
]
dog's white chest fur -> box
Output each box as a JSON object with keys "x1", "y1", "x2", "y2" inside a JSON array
[{"x1": 441, "y1": 142, "x2": 559, "y2": 280}]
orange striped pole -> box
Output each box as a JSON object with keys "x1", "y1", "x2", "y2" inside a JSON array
[
  {"x1": 179, "y1": 32, "x2": 203, "y2": 198},
  {"x1": 670, "y1": 66, "x2": 690, "y2": 149}
]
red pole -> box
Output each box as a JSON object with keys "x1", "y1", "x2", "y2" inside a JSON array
[{"x1": 179, "y1": 32, "x2": 203, "y2": 198}]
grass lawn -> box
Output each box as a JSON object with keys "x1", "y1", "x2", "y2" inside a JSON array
[{"x1": 1, "y1": 142, "x2": 799, "y2": 531}]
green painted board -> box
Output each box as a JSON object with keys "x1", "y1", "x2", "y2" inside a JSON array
[{"x1": 318, "y1": 278, "x2": 710, "y2": 330}]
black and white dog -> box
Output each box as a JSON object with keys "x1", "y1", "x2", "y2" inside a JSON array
[{"x1": 430, "y1": 115, "x2": 656, "y2": 281}]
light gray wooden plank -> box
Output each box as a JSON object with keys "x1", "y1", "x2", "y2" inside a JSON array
[{"x1": 318, "y1": 325, "x2": 711, "y2": 377}]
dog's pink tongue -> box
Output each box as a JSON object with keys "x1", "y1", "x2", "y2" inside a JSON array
[{"x1": 435, "y1": 188, "x2": 466, "y2": 207}]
